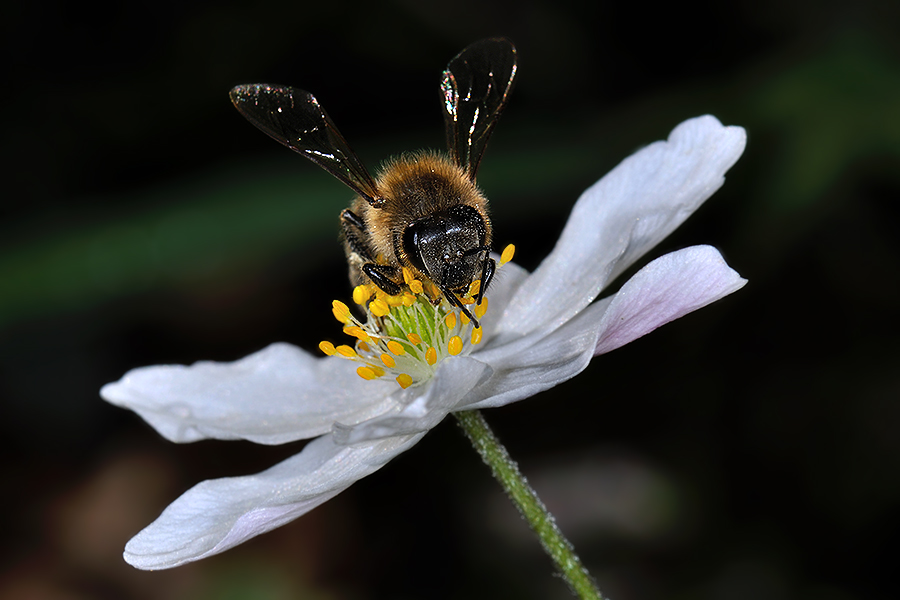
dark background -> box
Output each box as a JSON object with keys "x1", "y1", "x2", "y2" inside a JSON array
[{"x1": 2, "y1": 1, "x2": 899, "y2": 599}]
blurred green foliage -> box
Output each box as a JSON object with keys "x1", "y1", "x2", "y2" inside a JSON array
[{"x1": 2, "y1": 31, "x2": 897, "y2": 333}]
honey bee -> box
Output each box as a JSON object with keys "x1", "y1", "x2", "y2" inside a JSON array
[{"x1": 229, "y1": 38, "x2": 517, "y2": 326}]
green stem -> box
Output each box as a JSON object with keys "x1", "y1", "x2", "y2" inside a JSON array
[{"x1": 454, "y1": 409, "x2": 606, "y2": 600}]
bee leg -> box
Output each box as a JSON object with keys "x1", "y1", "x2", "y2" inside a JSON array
[
  {"x1": 341, "y1": 209, "x2": 373, "y2": 261},
  {"x1": 438, "y1": 282, "x2": 480, "y2": 329},
  {"x1": 476, "y1": 254, "x2": 496, "y2": 306},
  {"x1": 362, "y1": 263, "x2": 402, "y2": 296}
]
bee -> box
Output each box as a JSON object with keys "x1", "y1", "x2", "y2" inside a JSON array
[{"x1": 229, "y1": 38, "x2": 517, "y2": 326}]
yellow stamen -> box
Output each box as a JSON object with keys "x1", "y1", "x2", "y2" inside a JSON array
[
  {"x1": 409, "y1": 280, "x2": 423, "y2": 294},
  {"x1": 369, "y1": 365, "x2": 385, "y2": 377},
  {"x1": 448, "y1": 336, "x2": 463, "y2": 356},
  {"x1": 336, "y1": 345, "x2": 357, "y2": 358},
  {"x1": 460, "y1": 296, "x2": 475, "y2": 305},
  {"x1": 352, "y1": 285, "x2": 372, "y2": 305},
  {"x1": 386, "y1": 294, "x2": 403, "y2": 307},
  {"x1": 402, "y1": 292, "x2": 416, "y2": 307},
  {"x1": 357, "y1": 366, "x2": 378, "y2": 380},
  {"x1": 332, "y1": 300, "x2": 351, "y2": 324},
  {"x1": 370, "y1": 298, "x2": 390, "y2": 317},
  {"x1": 425, "y1": 281, "x2": 441, "y2": 299},
  {"x1": 426, "y1": 347, "x2": 437, "y2": 365},
  {"x1": 396, "y1": 373, "x2": 413, "y2": 389},
  {"x1": 343, "y1": 325, "x2": 370, "y2": 342},
  {"x1": 407, "y1": 333, "x2": 422, "y2": 345},
  {"x1": 500, "y1": 244, "x2": 515, "y2": 265},
  {"x1": 380, "y1": 353, "x2": 396, "y2": 368},
  {"x1": 445, "y1": 313, "x2": 457, "y2": 329},
  {"x1": 402, "y1": 267, "x2": 414, "y2": 285},
  {"x1": 471, "y1": 327, "x2": 483, "y2": 345},
  {"x1": 358, "y1": 342, "x2": 371, "y2": 353},
  {"x1": 468, "y1": 280, "x2": 481, "y2": 297},
  {"x1": 318, "y1": 341, "x2": 336, "y2": 356},
  {"x1": 460, "y1": 312, "x2": 470, "y2": 325},
  {"x1": 386, "y1": 340, "x2": 406, "y2": 356},
  {"x1": 475, "y1": 297, "x2": 489, "y2": 319}
]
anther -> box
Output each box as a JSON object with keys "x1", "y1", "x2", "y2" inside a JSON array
[
  {"x1": 352, "y1": 285, "x2": 372, "y2": 305},
  {"x1": 370, "y1": 298, "x2": 390, "y2": 317},
  {"x1": 357, "y1": 366, "x2": 378, "y2": 380},
  {"x1": 386, "y1": 340, "x2": 406, "y2": 356},
  {"x1": 343, "y1": 326, "x2": 370, "y2": 342},
  {"x1": 336, "y1": 345, "x2": 357, "y2": 358},
  {"x1": 500, "y1": 244, "x2": 515, "y2": 266},
  {"x1": 448, "y1": 336, "x2": 463, "y2": 356},
  {"x1": 475, "y1": 297, "x2": 488, "y2": 319},
  {"x1": 332, "y1": 300, "x2": 352, "y2": 324}
]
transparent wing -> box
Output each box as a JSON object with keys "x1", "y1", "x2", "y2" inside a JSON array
[
  {"x1": 230, "y1": 84, "x2": 382, "y2": 206},
  {"x1": 441, "y1": 38, "x2": 517, "y2": 180}
]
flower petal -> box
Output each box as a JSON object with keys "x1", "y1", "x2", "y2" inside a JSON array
[
  {"x1": 123, "y1": 431, "x2": 425, "y2": 570},
  {"x1": 480, "y1": 259, "x2": 529, "y2": 341},
  {"x1": 461, "y1": 308, "x2": 604, "y2": 410},
  {"x1": 497, "y1": 115, "x2": 746, "y2": 338},
  {"x1": 592, "y1": 245, "x2": 746, "y2": 356},
  {"x1": 333, "y1": 356, "x2": 491, "y2": 444},
  {"x1": 101, "y1": 343, "x2": 398, "y2": 444},
  {"x1": 463, "y1": 246, "x2": 745, "y2": 410}
]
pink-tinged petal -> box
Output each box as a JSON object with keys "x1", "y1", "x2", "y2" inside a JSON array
[
  {"x1": 123, "y1": 431, "x2": 424, "y2": 570},
  {"x1": 101, "y1": 343, "x2": 397, "y2": 445},
  {"x1": 461, "y1": 246, "x2": 744, "y2": 410},
  {"x1": 497, "y1": 116, "x2": 746, "y2": 338},
  {"x1": 334, "y1": 356, "x2": 490, "y2": 444},
  {"x1": 593, "y1": 245, "x2": 746, "y2": 355}
]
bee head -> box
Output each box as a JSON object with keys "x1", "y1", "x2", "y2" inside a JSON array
[{"x1": 403, "y1": 205, "x2": 489, "y2": 292}]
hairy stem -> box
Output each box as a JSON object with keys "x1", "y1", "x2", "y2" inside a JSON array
[{"x1": 455, "y1": 409, "x2": 605, "y2": 600}]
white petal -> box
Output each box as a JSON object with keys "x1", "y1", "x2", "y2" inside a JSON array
[
  {"x1": 462, "y1": 307, "x2": 604, "y2": 410},
  {"x1": 123, "y1": 431, "x2": 424, "y2": 570},
  {"x1": 101, "y1": 343, "x2": 398, "y2": 445},
  {"x1": 593, "y1": 245, "x2": 746, "y2": 356},
  {"x1": 497, "y1": 116, "x2": 746, "y2": 338},
  {"x1": 334, "y1": 356, "x2": 491, "y2": 444},
  {"x1": 463, "y1": 246, "x2": 745, "y2": 410},
  {"x1": 480, "y1": 259, "x2": 529, "y2": 341}
]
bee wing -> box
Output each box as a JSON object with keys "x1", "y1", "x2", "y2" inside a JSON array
[
  {"x1": 441, "y1": 38, "x2": 517, "y2": 180},
  {"x1": 230, "y1": 84, "x2": 383, "y2": 207}
]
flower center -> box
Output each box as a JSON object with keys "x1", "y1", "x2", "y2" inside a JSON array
[{"x1": 319, "y1": 244, "x2": 515, "y2": 389}]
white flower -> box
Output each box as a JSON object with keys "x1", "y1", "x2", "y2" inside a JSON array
[{"x1": 102, "y1": 115, "x2": 747, "y2": 570}]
